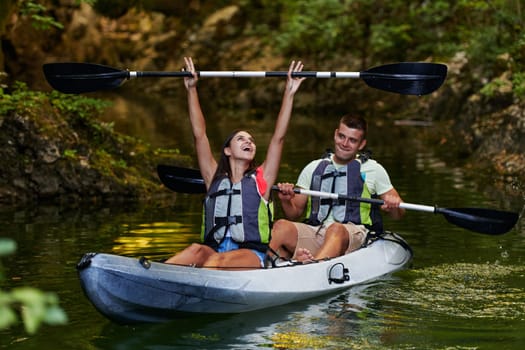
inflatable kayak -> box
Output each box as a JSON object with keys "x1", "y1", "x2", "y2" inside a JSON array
[{"x1": 76, "y1": 231, "x2": 412, "y2": 324}]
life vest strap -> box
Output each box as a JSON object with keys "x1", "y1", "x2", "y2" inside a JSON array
[
  {"x1": 214, "y1": 215, "x2": 242, "y2": 226},
  {"x1": 209, "y1": 188, "x2": 241, "y2": 199}
]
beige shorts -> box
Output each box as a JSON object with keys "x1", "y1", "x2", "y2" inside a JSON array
[{"x1": 292, "y1": 222, "x2": 368, "y2": 258}]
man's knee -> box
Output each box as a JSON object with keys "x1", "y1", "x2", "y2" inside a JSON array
[{"x1": 325, "y1": 224, "x2": 349, "y2": 243}]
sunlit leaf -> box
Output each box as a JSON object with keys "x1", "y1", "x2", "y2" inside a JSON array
[
  {"x1": 10, "y1": 287, "x2": 65, "y2": 333},
  {"x1": 0, "y1": 305, "x2": 18, "y2": 329},
  {"x1": 20, "y1": 304, "x2": 44, "y2": 334},
  {"x1": 0, "y1": 238, "x2": 17, "y2": 256},
  {"x1": 11, "y1": 287, "x2": 45, "y2": 305},
  {"x1": 43, "y1": 305, "x2": 68, "y2": 325}
]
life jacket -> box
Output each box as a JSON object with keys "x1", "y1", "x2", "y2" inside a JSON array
[
  {"x1": 305, "y1": 152, "x2": 383, "y2": 232},
  {"x1": 201, "y1": 171, "x2": 272, "y2": 253}
]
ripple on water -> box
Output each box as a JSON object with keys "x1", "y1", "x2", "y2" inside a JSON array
[{"x1": 377, "y1": 262, "x2": 525, "y2": 320}]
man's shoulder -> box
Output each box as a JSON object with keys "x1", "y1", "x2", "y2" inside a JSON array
[
  {"x1": 360, "y1": 158, "x2": 382, "y2": 169},
  {"x1": 302, "y1": 158, "x2": 326, "y2": 171},
  {"x1": 297, "y1": 158, "x2": 325, "y2": 186}
]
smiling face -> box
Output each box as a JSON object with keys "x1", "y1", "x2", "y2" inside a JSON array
[
  {"x1": 224, "y1": 130, "x2": 256, "y2": 161},
  {"x1": 332, "y1": 122, "x2": 367, "y2": 164}
]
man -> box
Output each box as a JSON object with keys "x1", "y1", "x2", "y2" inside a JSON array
[{"x1": 269, "y1": 114, "x2": 404, "y2": 263}]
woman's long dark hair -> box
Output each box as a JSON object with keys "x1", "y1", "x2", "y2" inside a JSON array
[{"x1": 212, "y1": 129, "x2": 258, "y2": 182}]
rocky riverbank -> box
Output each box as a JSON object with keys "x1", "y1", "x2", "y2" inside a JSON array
[{"x1": 0, "y1": 84, "x2": 191, "y2": 207}]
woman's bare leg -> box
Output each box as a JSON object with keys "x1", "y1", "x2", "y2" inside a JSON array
[
  {"x1": 164, "y1": 243, "x2": 216, "y2": 266},
  {"x1": 203, "y1": 249, "x2": 262, "y2": 270},
  {"x1": 269, "y1": 219, "x2": 299, "y2": 260}
]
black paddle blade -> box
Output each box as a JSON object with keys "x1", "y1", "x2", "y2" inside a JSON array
[
  {"x1": 361, "y1": 62, "x2": 447, "y2": 95},
  {"x1": 438, "y1": 207, "x2": 519, "y2": 235},
  {"x1": 157, "y1": 164, "x2": 206, "y2": 194},
  {"x1": 43, "y1": 62, "x2": 128, "y2": 94}
]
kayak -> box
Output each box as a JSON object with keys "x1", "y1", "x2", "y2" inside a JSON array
[{"x1": 77, "y1": 231, "x2": 412, "y2": 324}]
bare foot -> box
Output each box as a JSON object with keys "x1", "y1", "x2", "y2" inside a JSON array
[{"x1": 295, "y1": 248, "x2": 315, "y2": 263}]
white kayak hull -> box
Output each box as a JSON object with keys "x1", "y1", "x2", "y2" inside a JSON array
[{"x1": 77, "y1": 232, "x2": 412, "y2": 323}]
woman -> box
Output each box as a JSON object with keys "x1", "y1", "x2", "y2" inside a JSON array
[{"x1": 165, "y1": 57, "x2": 305, "y2": 269}]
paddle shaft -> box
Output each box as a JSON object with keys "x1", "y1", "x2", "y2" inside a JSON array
[
  {"x1": 63, "y1": 70, "x2": 437, "y2": 80},
  {"x1": 289, "y1": 187, "x2": 435, "y2": 213},
  {"x1": 289, "y1": 187, "x2": 517, "y2": 233},
  {"x1": 127, "y1": 71, "x2": 439, "y2": 80}
]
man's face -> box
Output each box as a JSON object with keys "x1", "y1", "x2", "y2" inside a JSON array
[{"x1": 333, "y1": 123, "x2": 367, "y2": 163}]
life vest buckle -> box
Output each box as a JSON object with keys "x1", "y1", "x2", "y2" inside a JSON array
[{"x1": 227, "y1": 215, "x2": 241, "y2": 225}]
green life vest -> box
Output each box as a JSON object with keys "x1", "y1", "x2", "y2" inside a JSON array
[
  {"x1": 305, "y1": 153, "x2": 383, "y2": 232},
  {"x1": 201, "y1": 172, "x2": 272, "y2": 253}
]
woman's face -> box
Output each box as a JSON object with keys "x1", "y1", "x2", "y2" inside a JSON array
[{"x1": 224, "y1": 131, "x2": 256, "y2": 161}]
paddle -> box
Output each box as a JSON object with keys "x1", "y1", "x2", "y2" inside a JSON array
[
  {"x1": 156, "y1": 164, "x2": 519, "y2": 235},
  {"x1": 157, "y1": 164, "x2": 204, "y2": 194},
  {"x1": 43, "y1": 62, "x2": 447, "y2": 95}
]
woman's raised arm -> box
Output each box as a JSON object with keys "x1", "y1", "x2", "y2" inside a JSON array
[
  {"x1": 260, "y1": 60, "x2": 305, "y2": 199},
  {"x1": 183, "y1": 57, "x2": 217, "y2": 188}
]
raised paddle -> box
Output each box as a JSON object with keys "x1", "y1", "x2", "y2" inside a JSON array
[
  {"x1": 156, "y1": 164, "x2": 519, "y2": 235},
  {"x1": 43, "y1": 62, "x2": 447, "y2": 95},
  {"x1": 157, "y1": 164, "x2": 204, "y2": 194}
]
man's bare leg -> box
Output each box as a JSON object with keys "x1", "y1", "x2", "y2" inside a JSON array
[{"x1": 312, "y1": 223, "x2": 349, "y2": 260}]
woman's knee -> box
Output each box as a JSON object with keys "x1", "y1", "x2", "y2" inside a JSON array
[
  {"x1": 187, "y1": 243, "x2": 207, "y2": 255},
  {"x1": 271, "y1": 220, "x2": 298, "y2": 244},
  {"x1": 272, "y1": 219, "x2": 292, "y2": 236},
  {"x1": 205, "y1": 253, "x2": 224, "y2": 267}
]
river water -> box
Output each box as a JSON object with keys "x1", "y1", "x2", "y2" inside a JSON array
[{"x1": 1, "y1": 91, "x2": 524, "y2": 349}]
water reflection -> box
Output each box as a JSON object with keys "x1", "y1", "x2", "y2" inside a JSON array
[
  {"x1": 91, "y1": 284, "x2": 380, "y2": 350},
  {"x1": 112, "y1": 219, "x2": 200, "y2": 257}
]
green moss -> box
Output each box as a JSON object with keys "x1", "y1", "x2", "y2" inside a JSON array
[
  {"x1": 1, "y1": 80, "x2": 194, "y2": 201},
  {"x1": 62, "y1": 149, "x2": 78, "y2": 159}
]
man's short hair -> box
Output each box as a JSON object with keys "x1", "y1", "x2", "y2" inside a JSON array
[{"x1": 339, "y1": 114, "x2": 367, "y2": 139}]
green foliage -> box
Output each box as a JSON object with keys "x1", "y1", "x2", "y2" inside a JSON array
[
  {"x1": 0, "y1": 238, "x2": 67, "y2": 334},
  {"x1": 480, "y1": 77, "x2": 511, "y2": 97},
  {"x1": 16, "y1": 0, "x2": 100, "y2": 31},
  {"x1": 512, "y1": 72, "x2": 525, "y2": 97},
  {"x1": 48, "y1": 90, "x2": 112, "y2": 120},
  {"x1": 93, "y1": 149, "x2": 128, "y2": 176},
  {"x1": 0, "y1": 81, "x2": 45, "y2": 115},
  {"x1": 19, "y1": 0, "x2": 63, "y2": 30},
  {"x1": 0, "y1": 81, "x2": 111, "y2": 119},
  {"x1": 242, "y1": 0, "x2": 524, "y2": 94},
  {"x1": 272, "y1": 0, "x2": 348, "y2": 60},
  {"x1": 63, "y1": 149, "x2": 78, "y2": 159}
]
